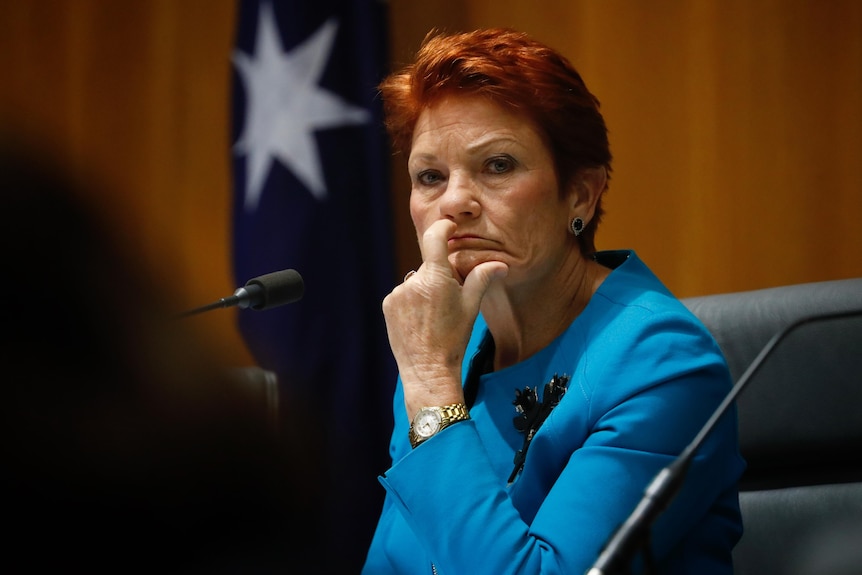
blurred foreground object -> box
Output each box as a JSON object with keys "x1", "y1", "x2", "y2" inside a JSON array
[{"x1": 1, "y1": 135, "x2": 328, "y2": 573}]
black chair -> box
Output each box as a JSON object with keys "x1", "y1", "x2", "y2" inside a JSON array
[{"x1": 683, "y1": 277, "x2": 862, "y2": 575}]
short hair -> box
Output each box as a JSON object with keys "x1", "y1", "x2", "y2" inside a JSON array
[{"x1": 378, "y1": 28, "x2": 612, "y2": 251}]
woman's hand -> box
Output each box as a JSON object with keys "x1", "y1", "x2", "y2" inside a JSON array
[{"x1": 383, "y1": 219, "x2": 508, "y2": 418}]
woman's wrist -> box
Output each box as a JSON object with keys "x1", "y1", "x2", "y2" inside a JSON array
[{"x1": 402, "y1": 381, "x2": 465, "y2": 422}]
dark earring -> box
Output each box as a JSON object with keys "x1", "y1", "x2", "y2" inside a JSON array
[{"x1": 570, "y1": 217, "x2": 585, "y2": 237}]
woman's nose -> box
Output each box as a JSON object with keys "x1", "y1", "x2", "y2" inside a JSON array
[{"x1": 438, "y1": 174, "x2": 480, "y2": 220}]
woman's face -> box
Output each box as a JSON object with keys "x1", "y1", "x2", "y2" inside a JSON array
[{"x1": 408, "y1": 96, "x2": 577, "y2": 286}]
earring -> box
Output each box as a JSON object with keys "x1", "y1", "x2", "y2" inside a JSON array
[{"x1": 570, "y1": 217, "x2": 585, "y2": 237}]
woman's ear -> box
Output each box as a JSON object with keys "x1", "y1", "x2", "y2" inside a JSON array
[{"x1": 568, "y1": 166, "x2": 607, "y2": 223}]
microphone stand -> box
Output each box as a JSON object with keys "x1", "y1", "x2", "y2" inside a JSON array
[{"x1": 585, "y1": 308, "x2": 862, "y2": 575}]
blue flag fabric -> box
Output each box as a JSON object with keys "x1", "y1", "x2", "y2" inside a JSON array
[{"x1": 230, "y1": 0, "x2": 396, "y2": 569}]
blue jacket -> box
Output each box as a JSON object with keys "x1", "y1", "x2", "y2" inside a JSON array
[{"x1": 363, "y1": 251, "x2": 745, "y2": 574}]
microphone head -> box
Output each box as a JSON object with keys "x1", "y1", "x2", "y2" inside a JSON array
[{"x1": 245, "y1": 269, "x2": 304, "y2": 310}]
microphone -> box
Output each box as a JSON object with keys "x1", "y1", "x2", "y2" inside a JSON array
[
  {"x1": 175, "y1": 269, "x2": 304, "y2": 319},
  {"x1": 585, "y1": 307, "x2": 862, "y2": 575}
]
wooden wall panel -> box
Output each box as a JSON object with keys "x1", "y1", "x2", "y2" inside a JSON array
[{"x1": 0, "y1": 0, "x2": 250, "y2": 364}]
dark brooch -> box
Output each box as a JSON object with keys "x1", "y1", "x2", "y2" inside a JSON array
[{"x1": 509, "y1": 374, "x2": 570, "y2": 484}]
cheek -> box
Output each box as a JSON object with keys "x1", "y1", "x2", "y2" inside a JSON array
[
  {"x1": 409, "y1": 197, "x2": 427, "y2": 238},
  {"x1": 507, "y1": 201, "x2": 570, "y2": 264}
]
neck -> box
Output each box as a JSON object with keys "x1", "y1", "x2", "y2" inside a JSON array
[{"x1": 481, "y1": 254, "x2": 609, "y2": 370}]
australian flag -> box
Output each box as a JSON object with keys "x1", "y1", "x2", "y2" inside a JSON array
[{"x1": 230, "y1": 0, "x2": 396, "y2": 570}]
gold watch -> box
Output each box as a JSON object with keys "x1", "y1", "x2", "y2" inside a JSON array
[{"x1": 408, "y1": 403, "x2": 470, "y2": 448}]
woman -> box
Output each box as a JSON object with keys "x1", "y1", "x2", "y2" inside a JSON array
[{"x1": 363, "y1": 28, "x2": 745, "y2": 574}]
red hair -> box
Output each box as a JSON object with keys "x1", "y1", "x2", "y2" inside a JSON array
[{"x1": 378, "y1": 28, "x2": 612, "y2": 251}]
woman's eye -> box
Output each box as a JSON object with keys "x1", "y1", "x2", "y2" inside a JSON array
[
  {"x1": 486, "y1": 156, "x2": 514, "y2": 174},
  {"x1": 416, "y1": 170, "x2": 442, "y2": 186}
]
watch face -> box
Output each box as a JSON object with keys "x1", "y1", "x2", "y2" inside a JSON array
[{"x1": 414, "y1": 408, "x2": 442, "y2": 439}]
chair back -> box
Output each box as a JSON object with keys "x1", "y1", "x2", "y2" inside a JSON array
[{"x1": 683, "y1": 278, "x2": 862, "y2": 575}]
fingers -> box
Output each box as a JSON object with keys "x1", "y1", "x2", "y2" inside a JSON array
[
  {"x1": 462, "y1": 260, "x2": 509, "y2": 311},
  {"x1": 414, "y1": 218, "x2": 509, "y2": 304},
  {"x1": 418, "y1": 219, "x2": 456, "y2": 275}
]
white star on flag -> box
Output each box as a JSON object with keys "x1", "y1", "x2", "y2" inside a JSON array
[{"x1": 232, "y1": 3, "x2": 370, "y2": 210}]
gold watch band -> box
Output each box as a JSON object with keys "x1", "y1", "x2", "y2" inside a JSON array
[{"x1": 408, "y1": 402, "x2": 470, "y2": 448}]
